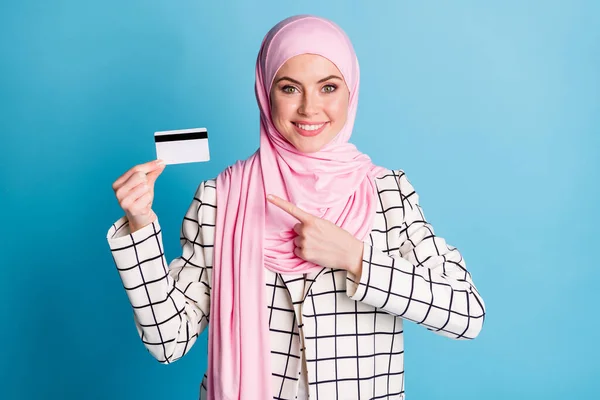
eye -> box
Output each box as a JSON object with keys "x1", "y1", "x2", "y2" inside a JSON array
[
  {"x1": 322, "y1": 84, "x2": 337, "y2": 93},
  {"x1": 282, "y1": 85, "x2": 298, "y2": 94}
]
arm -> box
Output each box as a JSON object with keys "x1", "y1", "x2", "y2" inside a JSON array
[
  {"x1": 346, "y1": 171, "x2": 485, "y2": 339},
  {"x1": 106, "y1": 180, "x2": 216, "y2": 362}
]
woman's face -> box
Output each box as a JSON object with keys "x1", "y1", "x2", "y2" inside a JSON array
[{"x1": 270, "y1": 54, "x2": 350, "y2": 153}]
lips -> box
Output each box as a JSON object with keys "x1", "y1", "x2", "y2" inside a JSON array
[{"x1": 292, "y1": 121, "x2": 329, "y2": 137}]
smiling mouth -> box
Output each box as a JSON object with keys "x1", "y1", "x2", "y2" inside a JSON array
[{"x1": 292, "y1": 122, "x2": 329, "y2": 137}]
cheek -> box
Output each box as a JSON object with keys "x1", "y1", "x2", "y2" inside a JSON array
[
  {"x1": 270, "y1": 97, "x2": 280, "y2": 120},
  {"x1": 271, "y1": 96, "x2": 297, "y2": 122},
  {"x1": 325, "y1": 96, "x2": 349, "y2": 124}
]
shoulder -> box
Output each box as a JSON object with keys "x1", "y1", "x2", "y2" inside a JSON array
[
  {"x1": 373, "y1": 168, "x2": 420, "y2": 207},
  {"x1": 192, "y1": 178, "x2": 218, "y2": 208},
  {"x1": 194, "y1": 167, "x2": 419, "y2": 209}
]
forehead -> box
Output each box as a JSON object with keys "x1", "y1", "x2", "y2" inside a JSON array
[{"x1": 274, "y1": 54, "x2": 344, "y2": 80}]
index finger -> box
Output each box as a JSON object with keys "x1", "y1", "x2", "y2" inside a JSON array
[
  {"x1": 267, "y1": 194, "x2": 313, "y2": 222},
  {"x1": 114, "y1": 159, "x2": 164, "y2": 188}
]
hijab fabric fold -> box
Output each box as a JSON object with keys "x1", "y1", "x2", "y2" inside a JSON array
[{"x1": 209, "y1": 15, "x2": 386, "y2": 400}]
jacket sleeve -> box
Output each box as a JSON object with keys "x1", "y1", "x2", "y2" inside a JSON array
[
  {"x1": 346, "y1": 171, "x2": 485, "y2": 339},
  {"x1": 106, "y1": 180, "x2": 216, "y2": 363}
]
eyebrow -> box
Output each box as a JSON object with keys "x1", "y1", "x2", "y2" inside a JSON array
[{"x1": 274, "y1": 75, "x2": 343, "y2": 85}]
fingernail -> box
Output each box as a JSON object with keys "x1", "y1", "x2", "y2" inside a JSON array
[
  {"x1": 156, "y1": 159, "x2": 165, "y2": 166},
  {"x1": 267, "y1": 194, "x2": 274, "y2": 200}
]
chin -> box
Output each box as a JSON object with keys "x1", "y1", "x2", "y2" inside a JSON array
[
  {"x1": 294, "y1": 143, "x2": 324, "y2": 153},
  {"x1": 289, "y1": 135, "x2": 331, "y2": 153},
  {"x1": 293, "y1": 130, "x2": 338, "y2": 153}
]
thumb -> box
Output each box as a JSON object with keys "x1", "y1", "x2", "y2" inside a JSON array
[{"x1": 146, "y1": 163, "x2": 165, "y2": 187}]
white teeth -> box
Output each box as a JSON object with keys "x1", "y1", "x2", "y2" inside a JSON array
[{"x1": 295, "y1": 123, "x2": 325, "y2": 131}]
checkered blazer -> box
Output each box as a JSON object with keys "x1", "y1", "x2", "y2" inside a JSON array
[{"x1": 107, "y1": 169, "x2": 485, "y2": 400}]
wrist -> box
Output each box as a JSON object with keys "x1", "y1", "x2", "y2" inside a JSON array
[
  {"x1": 346, "y1": 239, "x2": 364, "y2": 276},
  {"x1": 128, "y1": 211, "x2": 157, "y2": 233}
]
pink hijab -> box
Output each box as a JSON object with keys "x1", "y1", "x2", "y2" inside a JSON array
[{"x1": 209, "y1": 15, "x2": 386, "y2": 399}]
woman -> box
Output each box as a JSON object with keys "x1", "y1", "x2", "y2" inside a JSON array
[{"x1": 108, "y1": 15, "x2": 485, "y2": 400}]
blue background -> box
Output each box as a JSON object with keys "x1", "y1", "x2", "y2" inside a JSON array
[{"x1": 1, "y1": 0, "x2": 598, "y2": 399}]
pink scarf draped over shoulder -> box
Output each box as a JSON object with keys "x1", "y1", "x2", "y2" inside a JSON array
[{"x1": 208, "y1": 14, "x2": 386, "y2": 400}]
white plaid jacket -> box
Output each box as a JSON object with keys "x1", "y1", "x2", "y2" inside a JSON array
[{"x1": 107, "y1": 169, "x2": 485, "y2": 400}]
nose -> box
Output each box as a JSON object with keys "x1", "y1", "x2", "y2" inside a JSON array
[{"x1": 298, "y1": 92, "x2": 319, "y2": 116}]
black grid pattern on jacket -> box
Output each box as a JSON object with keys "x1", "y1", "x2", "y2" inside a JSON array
[{"x1": 107, "y1": 169, "x2": 485, "y2": 400}]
